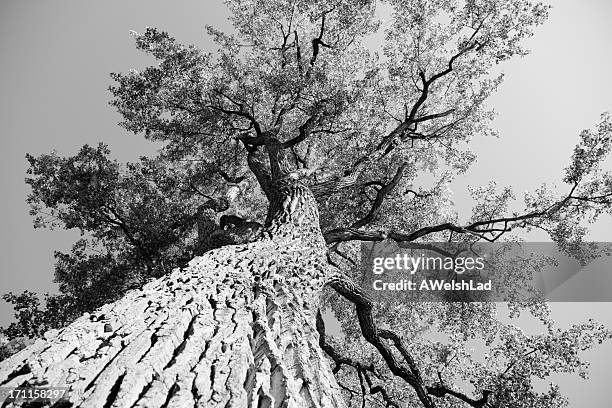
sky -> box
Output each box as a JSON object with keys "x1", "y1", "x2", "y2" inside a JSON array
[{"x1": 0, "y1": 0, "x2": 611, "y2": 406}]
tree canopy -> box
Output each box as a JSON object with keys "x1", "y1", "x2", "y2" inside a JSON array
[{"x1": 3, "y1": 0, "x2": 612, "y2": 406}]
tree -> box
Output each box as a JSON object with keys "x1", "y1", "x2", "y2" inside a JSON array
[{"x1": 1, "y1": 0, "x2": 612, "y2": 406}]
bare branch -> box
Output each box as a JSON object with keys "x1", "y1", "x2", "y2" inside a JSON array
[
  {"x1": 282, "y1": 113, "x2": 318, "y2": 149},
  {"x1": 328, "y1": 274, "x2": 495, "y2": 408},
  {"x1": 328, "y1": 275, "x2": 435, "y2": 408},
  {"x1": 352, "y1": 163, "x2": 408, "y2": 229},
  {"x1": 316, "y1": 311, "x2": 401, "y2": 408},
  {"x1": 427, "y1": 385, "x2": 492, "y2": 408},
  {"x1": 307, "y1": 8, "x2": 335, "y2": 77}
]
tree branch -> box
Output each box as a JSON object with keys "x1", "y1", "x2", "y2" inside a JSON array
[
  {"x1": 328, "y1": 275, "x2": 435, "y2": 408},
  {"x1": 307, "y1": 8, "x2": 334, "y2": 78},
  {"x1": 427, "y1": 385, "x2": 492, "y2": 408},
  {"x1": 210, "y1": 90, "x2": 264, "y2": 137},
  {"x1": 325, "y1": 182, "x2": 584, "y2": 244},
  {"x1": 282, "y1": 113, "x2": 318, "y2": 149},
  {"x1": 316, "y1": 311, "x2": 401, "y2": 408},
  {"x1": 365, "y1": 39, "x2": 482, "y2": 163},
  {"x1": 328, "y1": 274, "x2": 494, "y2": 408},
  {"x1": 351, "y1": 163, "x2": 408, "y2": 230}
]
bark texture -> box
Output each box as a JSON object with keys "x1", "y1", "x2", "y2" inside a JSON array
[{"x1": 0, "y1": 179, "x2": 345, "y2": 408}]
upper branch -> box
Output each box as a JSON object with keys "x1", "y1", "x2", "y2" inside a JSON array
[
  {"x1": 307, "y1": 8, "x2": 334, "y2": 78},
  {"x1": 282, "y1": 112, "x2": 319, "y2": 149},
  {"x1": 351, "y1": 163, "x2": 408, "y2": 230},
  {"x1": 375, "y1": 40, "x2": 480, "y2": 158},
  {"x1": 210, "y1": 90, "x2": 265, "y2": 137}
]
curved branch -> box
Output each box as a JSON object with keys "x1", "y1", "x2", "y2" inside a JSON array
[
  {"x1": 282, "y1": 113, "x2": 318, "y2": 149},
  {"x1": 316, "y1": 311, "x2": 401, "y2": 408},
  {"x1": 352, "y1": 163, "x2": 407, "y2": 230},
  {"x1": 328, "y1": 275, "x2": 435, "y2": 408},
  {"x1": 307, "y1": 8, "x2": 335, "y2": 78},
  {"x1": 328, "y1": 274, "x2": 494, "y2": 408}
]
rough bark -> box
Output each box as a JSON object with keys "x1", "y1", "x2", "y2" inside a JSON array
[{"x1": 0, "y1": 179, "x2": 345, "y2": 408}]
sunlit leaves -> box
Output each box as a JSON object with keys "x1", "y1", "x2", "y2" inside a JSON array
[{"x1": 564, "y1": 112, "x2": 612, "y2": 184}]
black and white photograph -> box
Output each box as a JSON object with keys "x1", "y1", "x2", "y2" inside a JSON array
[{"x1": 1, "y1": 1, "x2": 611, "y2": 407}]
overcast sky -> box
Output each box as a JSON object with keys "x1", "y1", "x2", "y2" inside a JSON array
[{"x1": 0, "y1": 1, "x2": 611, "y2": 406}]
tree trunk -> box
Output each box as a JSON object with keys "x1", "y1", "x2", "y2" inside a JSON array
[{"x1": 0, "y1": 178, "x2": 346, "y2": 408}]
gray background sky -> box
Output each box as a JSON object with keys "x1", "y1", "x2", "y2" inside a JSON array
[{"x1": 0, "y1": 1, "x2": 611, "y2": 406}]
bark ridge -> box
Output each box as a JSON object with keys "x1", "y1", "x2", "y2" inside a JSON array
[{"x1": 0, "y1": 240, "x2": 345, "y2": 408}]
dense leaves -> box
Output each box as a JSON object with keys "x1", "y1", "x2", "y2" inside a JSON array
[{"x1": 4, "y1": 145, "x2": 229, "y2": 345}]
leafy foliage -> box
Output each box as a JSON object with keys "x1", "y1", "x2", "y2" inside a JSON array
[{"x1": 3, "y1": 0, "x2": 612, "y2": 406}]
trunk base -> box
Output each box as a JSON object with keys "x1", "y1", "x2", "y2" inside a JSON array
[{"x1": 0, "y1": 240, "x2": 345, "y2": 408}]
